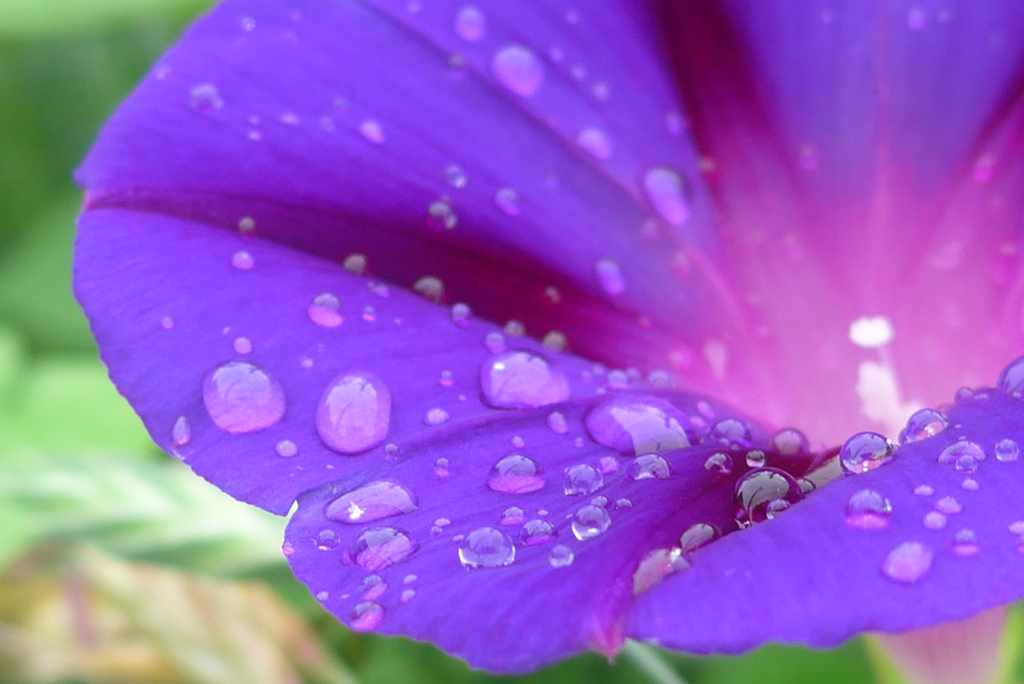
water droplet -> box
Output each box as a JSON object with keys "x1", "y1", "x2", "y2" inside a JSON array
[
  {"x1": 308, "y1": 293, "x2": 343, "y2": 327},
  {"x1": 343, "y1": 253, "x2": 367, "y2": 274},
  {"x1": 459, "y1": 527, "x2": 515, "y2": 568},
  {"x1": 547, "y1": 411, "x2": 569, "y2": 434},
  {"x1": 914, "y1": 484, "x2": 935, "y2": 496},
  {"x1": 427, "y1": 197, "x2": 458, "y2": 230},
  {"x1": 521, "y1": 519, "x2": 556, "y2": 545},
  {"x1": 844, "y1": 489, "x2": 892, "y2": 530},
  {"x1": 632, "y1": 548, "x2": 684, "y2": 596},
  {"x1": 572, "y1": 504, "x2": 611, "y2": 540},
  {"x1": 451, "y1": 302, "x2": 471, "y2": 326},
  {"x1": 708, "y1": 418, "x2": 752, "y2": 446},
  {"x1": 679, "y1": 523, "x2": 719, "y2": 558},
  {"x1": 316, "y1": 371, "x2": 391, "y2": 454},
  {"x1": 281, "y1": 541, "x2": 294, "y2": 556},
  {"x1": 203, "y1": 361, "x2": 285, "y2": 434},
  {"x1": 233, "y1": 337, "x2": 252, "y2": 354},
  {"x1": 881, "y1": 541, "x2": 933, "y2": 584},
  {"x1": 454, "y1": 4, "x2": 485, "y2": 41},
  {"x1": 444, "y1": 163, "x2": 468, "y2": 188},
  {"x1": 492, "y1": 44, "x2": 544, "y2": 97},
  {"x1": 840, "y1": 432, "x2": 896, "y2": 475},
  {"x1": 494, "y1": 187, "x2": 520, "y2": 215},
  {"x1": 400, "y1": 589, "x2": 416, "y2": 603},
  {"x1": 361, "y1": 574, "x2": 386, "y2": 600},
  {"x1": 563, "y1": 463, "x2": 603, "y2": 496},
  {"x1": 733, "y1": 468, "x2": 804, "y2": 528},
  {"x1": 997, "y1": 356, "x2": 1024, "y2": 397},
  {"x1": 171, "y1": 416, "x2": 191, "y2": 446},
  {"x1": 704, "y1": 452, "x2": 732, "y2": 476},
  {"x1": 1009, "y1": 521, "x2": 1024, "y2": 535},
  {"x1": 594, "y1": 259, "x2": 625, "y2": 295},
  {"x1": 542, "y1": 330, "x2": 567, "y2": 351},
  {"x1": 349, "y1": 602, "x2": 384, "y2": 631},
  {"x1": 899, "y1": 408, "x2": 947, "y2": 444},
  {"x1": 161, "y1": 316, "x2": 174, "y2": 329},
  {"x1": 500, "y1": 506, "x2": 525, "y2": 526},
  {"x1": 359, "y1": 119, "x2": 385, "y2": 144},
  {"x1": 275, "y1": 439, "x2": 298, "y2": 457},
  {"x1": 585, "y1": 394, "x2": 697, "y2": 455},
  {"x1": 487, "y1": 454, "x2": 545, "y2": 494},
  {"x1": 938, "y1": 440, "x2": 985, "y2": 473},
  {"x1": 577, "y1": 126, "x2": 612, "y2": 160},
  {"x1": 549, "y1": 544, "x2": 574, "y2": 567},
  {"x1": 745, "y1": 450, "x2": 766, "y2": 468},
  {"x1": 326, "y1": 481, "x2": 418, "y2": 524},
  {"x1": 424, "y1": 407, "x2": 450, "y2": 426},
  {"x1": 628, "y1": 454, "x2": 671, "y2": 480},
  {"x1": 317, "y1": 529, "x2": 340, "y2": 550},
  {"x1": 643, "y1": 167, "x2": 689, "y2": 226},
  {"x1": 344, "y1": 527, "x2": 416, "y2": 571},
  {"x1": 480, "y1": 350, "x2": 570, "y2": 409},
  {"x1": 952, "y1": 529, "x2": 979, "y2": 557},
  {"x1": 190, "y1": 82, "x2": 224, "y2": 114},
  {"x1": 923, "y1": 511, "x2": 947, "y2": 530},
  {"x1": 935, "y1": 496, "x2": 962, "y2": 514},
  {"x1": 231, "y1": 250, "x2": 254, "y2": 270},
  {"x1": 413, "y1": 276, "x2": 444, "y2": 302},
  {"x1": 504, "y1": 320, "x2": 525, "y2": 336},
  {"x1": 961, "y1": 477, "x2": 979, "y2": 491},
  {"x1": 772, "y1": 428, "x2": 809, "y2": 456},
  {"x1": 996, "y1": 438, "x2": 1019, "y2": 462}
]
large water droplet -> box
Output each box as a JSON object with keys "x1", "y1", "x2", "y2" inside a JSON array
[
  {"x1": 899, "y1": 408, "x2": 947, "y2": 445},
  {"x1": 997, "y1": 356, "x2": 1024, "y2": 397},
  {"x1": 572, "y1": 504, "x2": 611, "y2": 540},
  {"x1": 881, "y1": 541, "x2": 933, "y2": 584},
  {"x1": 840, "y1": 432, "x2": 896, "y2": 475},
  {"x1": 996, "y1": 438, "x2": 1019, "y2": 462},
  {"x1": 679, "y1": 523, "x2": 719, "y2": 558},
  {"x1": 203, "y1": 361, "x2": 285, "y2": 434},
  {"x1": 349, "y1": 602, "x2": 384, "y2": 631},
  {"x1": 844, "y1": 489, "x2": 892, "y2": 530},
  {"x1": 308, "y1": 293, "x2": 343, "y2": 327},
  {"x1": 316, "y1": 371, "x2": 391, "y2": 454},
  {"x1": 325, "y1": 481, "x2": 418, "y2": 524},
  {"x1": 549, "y1": 544, "x2": 574, "y2": 568},
  {"x1": 732, "y1": 468, "x2": 804, "y2": 529},
  {"x1": 171, "y1": 416, "x2": 191, "y2": 446},
  {"x1": 585, "y1": 394, "x2": 697, "y2": 455},
  {"x1": 190, "y1": 83, "x2": 224, "y2": 114},
  {"x1": 937, "y1": 440, "x2": 985, "y2": 473},
  {"x1": 563, "y1": 463, "x2": 603, "y2": 496},
  {"x1": 458, "y1": 527, "x2": 515, "y2": 568},
  {"x1": 454, "y1": 4, "x2": 485, "y2": 41},
  {"x1": 344, "y1": 527, "x2": 416, "y2": 571},
  {"x1": 487, "y1": 454, "x2": 545, "y2": 494},
  {"x1": 520, "y1": 519, "x2": 556, "y2": 546},
  {"x1": 492, "y1": 44, "x2": 544, "y2": 97},
  {"x1": 628, "y1": 454, "x2": 671, "y2": 480},
  {"x1": 643, "y1": 167, "x2": 690, "y2": 226},
  {"x1": 480, "y1": 350, "x2": 570, "y2": 408}
]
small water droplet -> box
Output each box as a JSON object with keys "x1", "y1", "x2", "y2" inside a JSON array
[
  {"x1": 704, "y1": 452, "x2": 733, "y2": 476},
  {"x1": 594, "y1": 259, "x2": 625, "y2": 295},
  {"x1": 487, "y1": 454, "x2": 545, "y2": 494},
  {"x1": 585, "y1": 394, "x2": 697, "y2": 455},
  {"x1": 424, "y1": 407, "x2": 450, "y2": 426},
  {"x1": 480, "y1": 350, "x2": 570, "y2": 408},
  {"x1": 844, "y1": 489, "x2": 892, "y2": 530},
  {"x1": 161, "y1": 316, "x2": 174, "y2": 329},
  {"x1": 308, "y1": 293, "x2": 343, "y2": 327},
  {"x1": 400, "y1": 589, "x2": 416, "y2": 603},
  {"x1": 231, "y1": 250, "x2": 254, "y2": 270},
  {"x1": 412, "y1": 275, "x2": 444, "y2": 302},
  {"x1": 632, "y1": 548, "x2": 684, "y2": 596},
  {"x1": 961, "y1": 477, "x2": 979, "y2": 491},
  {"x1": 563, "y1": 463, "x2": 603, "y2": 496},
  {"x1": 317, "y1": 529, "x2": 340, "y2": 550},
  {"x1": 275, "y1": 439, "x2": 298, "y2": 457},
  {"x1": 349, "y1": 602, "x2": 384, "y2": 631},
  {"x1": 772, "y1": 428, "x2": 809, "y2": 456},
  {"x1": 359, "y1": 119, "x2": 385, "y2": 144},
  {"x1": 494, "y1": 187, "x2": 520, "y2": 215},
  {"x1": 881, "y1": 541, "x2": 933, "y2": 584},
  {"x1": 326, "y1": 481, "x2": 418, "y2": 523},
  {"x1": 708, "y1": 418, "x2": 752, "y2": 446},
  {"x1": 500, "y1": 506, "x2": 526, "y2": 525},
  {"x1": 454, "y1": 4, "x2": 485, "y2": 41},
  {"x1": 996, "y1": 438, "x2": 1019, "y2": 462},
  {"x1": 745, "y1": 450, "x2": 766, "y2": 468},
  {"x1": 938, "y1": 440, "x2": 985, "y2": 473},
  {"x1": 547, "y1": 411, "x2": 569, "y2": 435},
  {"x1": 997, "y1": 356, "x2": 1024, "y2": 397},
  {"x1": 1008, "y1": 521, "x2": 1024, "y2": 535},
  {"x1": 171, "y1": 416, "x2": 191, "y2": 446},
  {"x1": 520, "y1": 519, "x2": 556, "y2": 545},
  {"x1": 549, "y1": 544, "x2": 574, "y2": 567},
  {"x1": 316, "y1": 371, "x2": 391, "y2": 454},
  {"x1": 433, "y1": 457, "x2": 451, "y2": 477},
  {"x1": 935, "y1": 496, "x2": 962, "y2": 514},
  {"x1": 361, "y1": 575, "x2": 386, "y2": 600},
  {"x1": 840, "y1": 432, "x2": 896, "y2": 475},
  {"x1": 679, "y1": 523, "x2": 719, "y2": 558},
  {"x1": 952, "y1": 529, "x2": 979, "y2": 557},
  {"x1": 914, "y1": 484, "x2": 934, "y2": 496},
  {"x1": 492, "y1": 44, "x2": 544, "y2": 97},
  {"x1": 281, "y1": 541, "x2": 294, "y2": 556},
  {"x1": 733, "y1": 468, "x2": 804, "y2": 528},
  {"x1": 233, "y1": 337, "x2": 252, "y2": 354},
  {"x1": 427, "y1": 197, "x2": 458, "y2": 230},
  {"x1": 572, "y1": 504, "x2": 611, "y2": 540},
  {"x1": 577, "y1": 126, "x2": 612, "y2": 160},
  {"x1": 444, "y1": 163, "x2": 468, "y2": 188},
  {"x1": 343, "y1": 253, "x2": 367, "y2": 274},
  {"x1": 628, "y1": 453, "x2": 671, "y2": 480},
  {"x1": 923, "y1": 510, "x2": 947, "y2": 530},
  {"x1": 459, "y1": 527, "x2": 515, "y2": 568},
  {"x1": 344, "y1": 527, "x2": 417, "y2": 571},
  {"x1": 451, "y1": 302, "x2": 471, "y2": 326},
  {"x1": 643, "y1": 166, "x2": 690, "y2": 225},
  {"x1": 203, "y1": 361, "x2": 285, "y2": 434},
  {"x1": 899, "y1": 408, "x2": 947, "y2": 444},
  {"x1": 190, "y1": 82, "x2": 224, "y2": 114}
]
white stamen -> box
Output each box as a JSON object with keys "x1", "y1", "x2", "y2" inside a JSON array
[
  {"x1": 849, "y1": 316, "x2": 895, "y2": 349},
  {"x1": 856, "y1": 361, "x2": 922, "y2": 439}
]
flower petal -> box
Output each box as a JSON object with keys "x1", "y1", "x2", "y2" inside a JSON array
[{"x1": 629, "y1": 389, "x2": 1024, "y2": 653}]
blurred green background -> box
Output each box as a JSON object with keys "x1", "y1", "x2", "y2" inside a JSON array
[{"x1": 0, "y1": 1, "x2": 923, "y2": 682}]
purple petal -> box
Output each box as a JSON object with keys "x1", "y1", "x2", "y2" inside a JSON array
[{"x1": 629, "y1": 389, "x2": 1024, "y2": 653}]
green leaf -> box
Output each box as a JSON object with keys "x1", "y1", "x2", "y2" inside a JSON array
[{"x1": 0, "y1": 0, "x2": 210, "y2": 38}]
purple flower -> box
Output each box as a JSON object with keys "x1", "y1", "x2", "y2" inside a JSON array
[{"x1": 73, "y1": 0, "x2": 1024, "y2": 675}]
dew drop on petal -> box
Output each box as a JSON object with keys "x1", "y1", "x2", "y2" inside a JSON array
[
  {"x1": 500, "y1": 506, "x2": 526, "y2": 526},
  {"x1": 598, "y1": 456, "x2": 618, "y2": 474},
  {"x1": 840, "y1": 431, "x2": 896, "y2": 475},
  {"x1": 231, "y1": 250, "x2": 254, "y2": 270},
  {"x1": 451, "y1": 302, "x2": 471, "y2": 326},
  {"x1": 233, "y1": 337, "x2": 252, "y2": 354},
  {"x1": 772, "y1": 428, "x2": 809, "y2": 456},
  {"x1": 708, "y1": 418, "x2": 752, "y2": 445},
  {"x1": 326, "y1": 481, "x2": 418, "y2": 524},
  {"x1": 344, "y1": 527, "x2": 417, "y2": 571},
  {"x1": 900, "y1": 408, "x2": 947, "y2": 444},
  {"x1": 632, "y1": 548, "x2": 684, "y2": 596},
  {"x1": 359, "y1": 119, "x2": 385, "y2": 144},
  {"x1": 628, "y1": 454, "x2": 671, "y2": 480},
  {"x1": 424, "y1": 407, "x2": 450, "y2": 426},
  {"x1": 171, "y1": 416, "x2": 191, "y2": 446},
  {"x1": 577, "y1": 126, "x2": 612, "y2": 160},
  {"x1": 572, "y1": 504, "x2": 611, "y2": 540},
  {"x1": 704, "y1": 452, "x2": 732, "y2": 476},
  {"x1": 444, "y1": 163, "x2": 468, "y2": 188},
  {"x1": 433, "y1": 457, "x2": 451, "y2": 477},
  {"x1": 487, "y1": 454, "x2": 545, "y2": 494},
  {"x1": 996, "y1": 438, "x2": 1019, "y2": 462},
  {"x1": 643, "y1": 166, "x2": 690, "y2": 226},
  {"x1": 563, "y1": 464, "x2": 603, "y2": 496},
  {"x1": 189, "y1": 82, "x2": 223, "y2": 113},
  {"x1": 458, "y1": 527, "x2": 515, "y2": 568},
  {"x1": 343, "y1": 253, "x2": 367, "y2": 275},
  {"x1": 844, "y1": 489, "x2": 892, "y2": 530},
  {"x1": 997, "y1": 355, "x2": 1024, "y2": 397},
  {"x1": 308, "y1": 293, "x2": 343, "y2": 327},
  {"x1": 1009, "y1": 521, "x2": 1024, "y2": 535},
  {"x1": 521, "y1": 519, "x2": 556, "y2": 545},
  {"x1": 745, "y1": 450, "x2": 766, "y2": 468},
  {"x1": 594, "y1": 259, "x2": 625, "y2": 295},
  {"x1": 935, "y1": 496, "x2": 962, "y2": 514},
  {"x1": 454, "y1": 4, "x2": 485, "y2": 41},
  {"x1": 203, "y1": 361, "x2": 285, "y2": 434},
  {"x1": 480, "y1": 350, "x2": 570, "y2": 408},
  {"x1": 316, "y1": 371, "x2": 391, "y2": 454},
  {"x1": 317, "y1": 529, "x2": 340, "y2": 550},
  {"x1": 585, "y1": 394, "x2": 697, "y2": 455},
  {"x1": 413, "y1": 276, "x2": 444, "y2": 302},
  {"x1": 882, "y1": 542, "x2": 933, "y2": 584},
  {"x1": 492, "y1": 44, "x2": 544, "y2": 97},
  {"x1": 952, "y1": 529, "x2": 979, "y2": 557},
  {"x1": 349, "y1": 602, "x2": 384, "y2": 631},
  {"x1": 733, "y1": 468, "x2": 804, "y2": 529},
  {"x1": 400, "y1": 589, "x2": 415, "y2": 603},
  {"x1": 923, "y1": 510, "x2": 947, "y2": 530},
  {"x1": 494, "y1": 187, "x2": 520, "y2": 216},
  {"x1": 275, "y1": 439, "x2": 298, "y2": 457},
  {"x1": 938, "y1": 440, "x2": 985, "y2": 473},
  {"x1": 914, "y1": 484, "x2": 934, "y2": 496},
  {"x1": 549, "y1": 544, "x2": 574, "y2": 568},
  {"x1": 361, "y1": 574, "x2": 386, "y2": 600},
  {"x1": 679, "y1": 523, "x2": 719, "y2": 558},
  {"x1": 547, "y1": 411, "x2": 569, "y2": 434}
]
